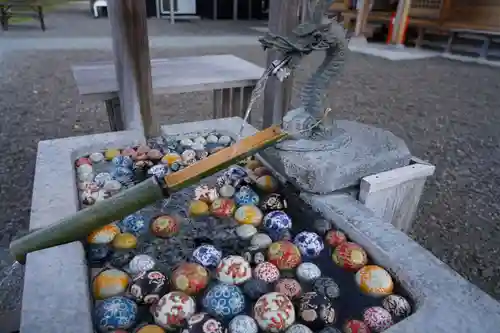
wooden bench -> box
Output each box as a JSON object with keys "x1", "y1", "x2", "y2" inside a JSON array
[
  {"x1": 0, "y1": 0, "x2": 45, "y2": 31},
  {"x1": 72, "y1": 54, "x2": 264, "y2": 131},
  {"x1": 444, "y1": 28, "x2": 500, "y2": 58}
]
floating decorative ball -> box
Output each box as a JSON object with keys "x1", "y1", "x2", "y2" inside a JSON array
[
  {"x1": 129, "y1": 270, "x2": 169, "y2": 304},
  {"x1": 218, "y1": 135, "x2": 232, "y2": 146},
  {"x1": 89, "y1": 152, "x2": 104, "y2": 163},
  {"x1": 253, "y1": 166, "x2": 271, "y2": 177},
  {"x1": 87, "y1": 244, "x2": 109, "y2": 263},
  {"x1": 229, "y1": 315, "x2": 258, "y2": 333},
  {"x1": 255, "y1": 175, "x2": 279, "y2": 192},
  {"x1": 325, "y1": 230, "x2": 347, "y2": 248},
  {"x1": 216, "y1": 255, "x2": 252, "y2": 285},
  {"x1": 296, "y1": 262, "x2": 321, "y2": 283},
  {"x1": 275, "y1": 279, "x2": 302, "y2": 300},
  {"x1": 243, "y1": 278, "x2": 272, "y2": 300},
  {"x1": 245, "y1": 159, "x2": 262, "y2": 170},
  {"x1": 343, "y1": 320, "x2": 370, "y2": 333},
  {"x1": 95, "y1": 296, "x2": 137, "y2": 332},
  {"x1": 267, "y1": 241, "x2": 302, "y2": 270},
  {"x1": 254, "y1": 262, "x2": 280, "y2": 283},
  {"x1": 147, "y1": 149, "x2": 163, "y2": 161},
  {"x1": 332, "y1": 242, "x2": 368, "y2": 271},
  {"x1": 184, "y1": 312, "x2": 225, "y2": 333},
  {"x1": 112, "y1": 232, "x2": 138, "y2": 249},
  {"x1": 382, "y1": 294, "x2": 411, "y2": 318},
  {"x1": 172, "y1": 263, "x2": 209, "y2": 296},
  {"x1": 92, "y1": 268, "x2": 130, "y2": 300},
  {"x1": 242, "y1": 247, "x2": 266, "y2": 266},
  {"x1": 202, "y1": 283, "x2": 246, "y2": 321},
  {"x1": 134, "y1": 324, "x2": 165, "y2": 333},
  {"x1": 77, "y1": 163, "x2": 93, "y2": 176},
  {"x1": 210, "y1": 198, "x2": 236, "y2": 218},
  {"x1": 363, "y1": 306, "x2": 393, "y2": 332},
  {"x1": 224, "y1": 165, "x2": 247, "y2": 182},
  {"x1": 234, "y1": 205, "x2": 263, "y2": 226},
  {"x1": 194, "y1": 185, "x2": 219, "y2": 203},
  {"x1": 161, "y1": 153, "x2": 182, "y2": 166},
  {"x1": 121, "y1": 147, "x2": 137, "y2": 159},
  {"x1": 192, "y1": 244, "x2": 222, "y2": 268},
  {"x1": 75, "y1": 157, "x2": 91, "y2": 167},
  {"x1": 94, "y1": 172, "x2": 113, "y2": 186},
  {"x1": 150, "y1": 215, "x2": 179, "y2": 238},
  {"x1": 153, "y1": 291, "x2": 196, "y2": 330},
  {"x1": 118, "y1": 214, "x2": 147, "y2": 236},
  {"x1": 250, "y1": 233, "x2": 272, "y2": 249},
  {"x1": 206, "y1": 135, "x2": 219, "y2": 144},
  {"x1": 136, "y1": 145, "x2": 151, "y2": 155},
  {"x1": 286, "y1": 324, "x2": 313, "y2": 333},
  {"x1": 148, "y1": 164, "x2": 169, "y2": 179},
  {"x1": 219, "y1": 184, "x2": 235, "y2": 198},
  {"x1": 355, "y1": 265, "x2": 394, "y2": 297},
  {"x1": 112, "y1": 155, "x2": 133, "y2": 168},
  {"x1": 254, "y1": 292, "x2": 295, "y2": 333},
  {"x1": 236, "y1": 224, "x2": 258, "y2": 240},
  {"x1": 234, "y1": 186, "x2": 259, "y2": 206},
  {"x1": 109, "y1": 250, "x2": 135, "y2": 268},
  {"x1": 263, "y1": 211, "x2": 292, "y2": 239},
  {"x1": 312, "y1": 277, "x2": 340, "y2": 300},
  {"x1": 87, "y1": 223, "x2": 120, "y2": 244},
  {"x1": 104, "y1": 148, "x2": 121, "y2": 161},
  {"x1": 128, "y1": 254, "x2": 156, "y2": 275},
  {"x1": 259, "y1": 193, "x2": 287, "y2": 213},
  {"x1": 294, "y1": 231, "x2": 324, "y2": 258},
  {"x1": 189, "y1": 200, "x2": 209, "y2": 217},
  {"x1": 298, "y1": 292, "x2": 336, "y2": 330}
]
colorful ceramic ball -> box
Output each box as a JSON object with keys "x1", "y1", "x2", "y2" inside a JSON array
[
  {"x1": 112, "y1": 166, "x2": 134, "y2": 184},
  {"x1": 128, "y1": 254, "x2": 156, "y2": 275},
  {"x1": 202, "y1": 283, "x2": 246, "y2": 321},
  {"x1": 194, "y1": 185, "x2": 219, "y2": 204},
  {"x1": 148, "y1": 164, "x2": 169, "y2": 179},
  {"x1": 312, "y1": 277, "x2": 340, "y2": 300},
  {"x1": 259, "y1": 193, "x2": 288, "y2": 213},
  {"x1": 134, "y1": 324, "x2": 165, "y2": 333},
  {"x1": 109, "y1": 250, "x2": 136, "y2": 268},
  {"x1": 286, "y1": 324, "x2": 313, "y2": 333},
  {"x1": 234, "y1": 205, "x2": 263, "y2": 226},
  {"x1": 298, "y1": 292, "x2": 336, "y2": 330},
  {"x1": 234, "y1": 186, "x2": 260, "y2": 206},
  {"x1": 254, "y1": 262, "x2": 281, "y2": 283},
  {"x1": 104, "y1": 148, "x2": 121, "y2": 161},
  {"x1": 172, "y1": 263, "x2": 209, "y2": 295},
  {"x1": 129, "y1": 270, "x2": 169, "y2": 304},
  {"x1": 94, "y1": 296, "x2": 137, "y2": 332},
  {"x1": 243, "y1": 278, "x2": 272, "y2": 300},
  {"x1": 192, "y1": 244, "x2": 222, "y2": 268},
  {"x1": 216, "y1": 255, "x2": 252, "y2": 285},
  {"x1": 293, "y1": 231, "x2": 324, "y2": 258},
  {"x1": 118, "y1": 214, "x2": 147, "y2": 236},
  {"x1": 92, "y1": 268, "x2": 130, "y2": 300},
  {"x1": 343, "y1": 320, "x2": 370, "y2": 333},
  {"x1": 325, "y1": 229, "x2": 347, "y2": 248},
  {"x1": 332, "y1": 242, "x2": 368, "y2": 271},
  {"x1": 254, "y1": 292, "x2": 295, "y2": 333},
  {"x1": 87, "y1": 223, "x2": 121, "y2": 245},
  {"x1": 112, "y1": 155, "x2": 133, "y2": 168},
  {"x1": 210, "y1": 198, "x2": 236, "y2": 218},
  {"x1": 153, "y1": 291, "x2": 196, "y2": 330},
  {"x1": 267, "y1": 241, "x2": 302, "y2": 270},
  {"x1": 112, "y1": 233, "x2": 138, "y2": 249},
  {"x1": 382, "y1": 294, "x2": 411, "y2": 318},
  {"x1": 236, "y1": 224, "x2": 258, "y2": 240},
  {"x1": 76, "y1": 157, "x2": 92, "y2": 167},
  {"x1": 296, "y1": 262, "x2": 321, "y2": 283},
  {"x1": 224, "y1": 165, "x2": 248, "y2": 182},
  {"x1": 189, "y1": 200, "x2": 210, "y2": 217},
  {"x1": 229, "y1": 315, "x2": 258, "y2": 333},
  {"x1": 87, "y1": 244, "x2": 110, "y2": 263},
  {"x1": 255, "y1": 175, "x2": 279, "y2": 192},
  {"x1": 363, "y1": 306, "x2": 393, "y2": 332},
  {"x1": 184, "y1": 312, "x2": 225, "y2": 333},
  {"x1": 355, "y1": 265, "x2": 394, "y2": 297},
  {"x1": 275, "y1": 279, "x2": 302, "y2": 300},
  {"x1": 150, "y1": 215, "x2": 179, "y2": 238}
]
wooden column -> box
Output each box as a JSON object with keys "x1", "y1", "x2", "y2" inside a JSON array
[
  {"x1": 108, "y1": 0, "x2": 157, "y2": 137},
  {"x1": 262, "y1": 0, "x2": 301, "y2": 128},
  {"x1": 354, "y1": 0, "x2": 372, "y2": 37},
  {"x1": 390, "y1": 0, "x2": 411, "y2": 45}
]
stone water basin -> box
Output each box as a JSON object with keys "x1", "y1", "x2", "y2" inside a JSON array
[{"x1": 76, "y1": 134, "x2": 415, "y2": 333}]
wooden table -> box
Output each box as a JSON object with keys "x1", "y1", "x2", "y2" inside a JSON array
[{"x1": 72, "y1": 54, "x2": 264, "y2": 131}]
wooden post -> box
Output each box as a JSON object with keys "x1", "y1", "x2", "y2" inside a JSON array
[
  {"x1": 108, "y1": 0, "x2": 157, "y2": 137},
  {"x1": 354, "y1": 0, "x2": 371, "y2": 37},
  {"x1": 439, "y1": 0, "x2": 452, "y2": 23},
  {"x1": 390, "y1": 0, "x2": 411, "y2": 46},
  {"x1": 262, "y1": 0, "x2": 301, "y2": 128}
]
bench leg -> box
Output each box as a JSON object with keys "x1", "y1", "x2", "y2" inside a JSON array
[
  {"x1": 479, "y1": 37, "x2": 491, "y2": 59},
  {"x1": 213, "y1": 89, "x2": 232, "y2": 119},
  {"x1": 105, "y1": 97, "x2": 124, "y2": 132},
  {"x1": 445, "y1": 31, "x2": 455, "y2": 54},
  {"x1": 38, "y1": 6, "x2": 45, "y2": 31},
  {"x1": 415, "y1": 27, "x2": 424, "y2": 48}
]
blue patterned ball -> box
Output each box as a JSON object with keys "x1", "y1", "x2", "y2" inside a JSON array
[
  {"x1": 234, "y1": 186, "x2": 259, "y2": 206},
  {"x1": 202, "y1": 283, "x2": 246, "y2": 322},
  {"x1": 87, "y1": 244, "x2": 109, "y2": 263},
  {"x1": 112, "y1": 166, "x2": 134, "y2": 185},
  {"x1": 112, "y1": 155, "x2": 133, "y2": 168},
  {"x1": 94, "y1": 296, "x2": 137, "y2": 332},
  {"x1": 263, "y1": 211, "x2": 292, "y2": 233},
  {"x1": 192, "y1": 244, "x2": 222, "y2": 268},
  {"x1": 118, "y1": 214, "x2": 146, "y2": 236},
  {"x1": 294, "y1": 231, "x2": 324, "y2": 258},
  {"x1": 224, "y1": 166, "x2": 247, "y2": 182},
  {"x1": 147, "y1": 165, "x2": 169, "y2": 179}
]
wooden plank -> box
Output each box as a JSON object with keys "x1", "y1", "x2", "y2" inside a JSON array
[
  {"x1": 263, "y1": 0, "x2": 301, "y2": 128},
  {"x1": 359, "y1": 158, "x2": 435, "y2": 233},
  {"x1": 72, "y1": 55, "x2": 265, "y2": 101},
  {"x1": 354, "y1": 0, "x2": 372, "y2": 37}
]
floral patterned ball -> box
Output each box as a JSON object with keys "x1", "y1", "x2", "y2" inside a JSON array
[
  {"x1": 254, "y1": 292, "x2": 295, "y2": 333},
  {"x1": 202, "y1": 283, "x2": 246, "y2": 321},
  {"x1": 216, "y1": 255, "x2": 252, "y2": 285},
  {"x1": 267, "y1": 241, "x2": 302, "y2": 270},
  {"x1": 355, "y1": 265, "x2": 394, "y2": 297},
  {"x1": 325, "y1": 229, "x2": 347, "y2": 248},
  {"x1": 343, "y1": 319, "x2": 370, "y2": 333},
  {"x1": 363, "y1": 306, "x2": 393, "y2": 332},
  {"x1": 172, "y1": 263, "x2": 209, "y2": 296},
  {"x1": 382, "y1": 294, "x2": 411, "y2": 318},
  {"x1": 296, "y1": 262, "x2": 321, "y2": 283},
  {"x1": 332, "y1": 242, "x2": 368, "y2": 271},
  {"x1": 293, "y1": 231, "x2": 324, "y2": 258},
  {"x1": 229, "y1": 315, "x2": 258, "y2": 333},
  {"x1": 286, "y1": 324, "x2": 313, "y2": 333},
  {"x1": 153, "y1": 291, "x2": 196, "y2": 330},
  {"x1": 150, "y1": 215, "x2": 179, "y2": 238},
  {"x1": 92, "y1": 268, "x2": 130, "y2": 300},
  {"x1": 210, "y1": 198, "x2": 236, "y2": 218},
  {"x1": 275, "y1": 278, "x2": 302, "y2": 300},
  {"x1": 312, "y1": 277, "x2": 340, "y2": 300},
  {"x1": 192, "y1": 244, "x2": 222, "y2": 268},
  {"x1": 298, "y1": 292, "x2": 336, "y2": 330},
  {"x1": 182, "y1": 312, "x2": 225, "y2": 333},
  {"x1": 234, "y1": 186, "x2": 260, "y2": 206},
  {"x1": 94, "y1": 296, "x2": 137, "y2": 332},
  {"x1": 128, "y1": 254, "x2": 156, "y2": 275},
  {"x1": 253, "y1": 262, "x2": 281, "y2": 283},
  {"x1": 263, "y1": 211, "x2": 292, "y2": 240},
  {"x1": 259, "y1": 193, "x2": 287, "y2": 213},
  {"x1": 118, "y1": 214, "x2": 147, "y2": 236},
  {"x1": 129, "y1": 270, "x2": 169, "y2": 304}
]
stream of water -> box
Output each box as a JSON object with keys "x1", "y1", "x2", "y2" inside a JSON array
[{"x1": 0, "y1": 261, "x2": 21, "y2": 292}]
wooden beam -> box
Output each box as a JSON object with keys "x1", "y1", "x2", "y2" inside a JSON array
[
  {"x1": 391, "y1": 0, "x2": 411, "y2": 45},
  {"x1": 262, "y1": 0, "x2": 301, "y2": 128},
  {"x1": 354, "y1": 0, "x2": 372, "y2": 37},
  {"x1": 439, "y1": 0, "x2": 452, "y2": 23},
  {"x1": 108, "y1": 0, "x2": 157, "y2": 137}
]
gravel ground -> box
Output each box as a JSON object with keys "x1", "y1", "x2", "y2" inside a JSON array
[{"x1": 0, "y1": 45, "x2": 500, "y2": 319}]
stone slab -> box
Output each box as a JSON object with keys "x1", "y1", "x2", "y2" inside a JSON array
[
  {"x1": 22, "y1": 130, "x2": 146, "y2": 333},
  {"x1": 261, "y1": 120, "x2": 412, "y2": 194},
  {"x1": 301, "y1": 192, "x2": 500, "y2": 333}
]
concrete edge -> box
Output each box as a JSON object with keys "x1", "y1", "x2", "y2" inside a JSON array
[
  {"x1": 160, "y1": 116, "x2": 258, "y2": 139},
  {"x1": 21, "y1": 130, "x2": 146, "y2": 333},
  {"x1": 301, "y1": 192, "x2": 500, "y2": 333}
]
